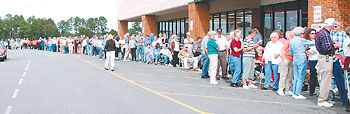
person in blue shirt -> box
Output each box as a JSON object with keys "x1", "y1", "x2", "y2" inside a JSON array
[
  {"x1": 143, "y1": 34, "x2": 152, "y2": 63},
  {"x1": 153, "y1": 43, "x2": 161, "y2": 65},
  {"x1": 289, "y1": 27, "x2": 315, "y2": 99},
  {"x1": 135, "y1": 32, "x2": 144, "y2": 62}
]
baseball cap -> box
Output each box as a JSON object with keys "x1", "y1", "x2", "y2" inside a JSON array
[
  {"x1": 217, "y1": 28, "x2": 222, "y2": 32},
  {"x1": 324, "y1": 18, "x2": 336, "y2": 27}
]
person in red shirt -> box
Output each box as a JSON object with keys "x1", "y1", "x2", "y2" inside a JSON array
[{"x1": 229, "y1": 29, "x2": 243, "y2": 87}]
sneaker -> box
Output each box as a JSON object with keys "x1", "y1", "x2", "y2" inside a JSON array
[
  {"x1": 210, "y1": 81, "x2": 219, "y2": 85},
  {"x1": 293, "y1": 94, "x2": 306, "y2": 100},
  {"x1": 99, "y1": 59, "x2": 102, "y2": 60},
  {"x1": 328, "y1": 101, "x2": 335, "y2": 105},
  {"x1": 285, "y1": 91, "x2": 293, "y2": 96},
  {"x1": 277, "y1": 90, "x2": 285, "y2": 96},
  {"x1": 248, "y1": 84, "x2": 257, "y2": 89},
  {"x1": 111, "y1": 69, "x2": 114, "y2": 71},
  {"x1": 243, "y1": 85, "x2": 249, "y2": 89},
  {"x1": 318, "y1": 102, "x2": 334, "y2": 107}
]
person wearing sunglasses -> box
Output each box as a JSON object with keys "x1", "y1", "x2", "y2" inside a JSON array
[{"x1": 305, "y1": 28, "x2": 318, "y2": 96}]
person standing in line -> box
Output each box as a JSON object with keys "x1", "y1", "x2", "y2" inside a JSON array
[
  {"x1": 129, "y1": 35, "x2": 137, "y2": 61},
  {"x1": 206, "y1": 31, "x2": 220, "y2": 85},
  {"x1": 242, "y1": 29, "x2": 262, "y2": 89},
  {"x1": 331, "y1": 21, "x2": 348, "y2": 57},
  {"x1": 229, "y1": 29, "x2": 243, "y2": 87},
  {"x1": 253, "y1": 28, "x2": 263, "y2": 44},
  {"x1": 201, "y1": 35, "x2": 210, "y2": 78},
  {"x1": 289, "y1": 27, "x2": 315, "y2": 100},
  {"x1": 262, "y1": 32, "x2": 283, "y2": 90},
  {"x1": 215, "y1": 28, "x2": 229, "y2": 80},
  {"x1": 315, "y1": 18, "x2": 341, "y2": 107},
  {"x1": 136, "y1": 32, "x2": 144, "y2": 62},
  {"x1": 123, "y1": 33, "x2": 131, "y2": 61},
  {"x1": 304, "y1": 28, "x2": 318, "y2": 96},
  {"x1": 98, "y1": 36, "x2": 104, "y2": 60},
  {"x1": 170, "y1": 35, "x2": 180, "y2": 67},
  {"x1": 277, "y1": 31, "x2": 294, "y2": 96},
  {"x1": 114, "y1": 37, "x2": 121, "y2": 60},
  {"x1": 342, "y1": 26, "x2": 350, "y2": 112},
  {"x1": 105, "y1": 35, "x2": 116, "y2": 71}
]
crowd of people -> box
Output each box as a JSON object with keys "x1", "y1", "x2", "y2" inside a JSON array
[{"x1": 2, "y1": 18, "x2": 350, "y2": 110}]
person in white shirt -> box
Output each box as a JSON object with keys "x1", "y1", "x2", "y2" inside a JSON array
[
  {"x1": 184, "y1": 32, "x2": 194, "y2": 52},
  {"x1": 160, "y1": 44, "x2": 171, "y2": 65},
  {"x1": 129, "y1": 35, "x2": 137, "y2": 61},
  {"x1": 263, "y1": 32, "x2": 284, "y2": 91},
  {"x1": 215, "y1": 28, "x2": 229, "y2": 80},
  {"x1": 98, "y1": 37, "x2": 104, "y2": 60}
]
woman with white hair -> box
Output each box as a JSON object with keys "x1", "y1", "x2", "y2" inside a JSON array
[
  {"x1": 289, "y1": 27, "x2": 315, "y2": 99},
  {"x1": 206, "y1": 31, "x2": 219, "y2": 85},
  {"x1": 262, "y1": 32, "x2": 284, "y2": 91}
]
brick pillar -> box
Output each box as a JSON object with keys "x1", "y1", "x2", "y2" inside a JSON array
[
  {"x1": 118, "y1": 20, "x2": 128, "y2": 39},
  {"x1": 308, "y1": 0, "x2": 350, "y2": 30},
  {"x1": 188, "y1": 2, "x2": 210, "y2": 40},
  {"x1": 141, "y1": 15, "x2": 158, "y2": 35}
]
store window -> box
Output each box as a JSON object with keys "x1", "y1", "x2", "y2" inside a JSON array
[
  {"x1": 263, "y1": 6, "x2": 273, "y2": 44},
  {"x1": 236, "y1": 10, "x2": 244, "y2": 38},
  {"x1": 209, "y1": 15, "x2": 213, "y2": 31},
  {"x1": 228, "y1": 11, "x2": 236, "y2": 33},
  {"x1": 213, "y1": 14, "x2": 220, "y2": 31},
  {"x1": 221, "y1": 12, "x2": 227, "y2": 34},
  {"x1": 177, "y1": 19, "x2": 180, "y2": 37},
  {"x1": 300, "y1": 0, "x2": 308, "y2": 27},
  {"x1": 244, "y1": 9, "x2": 252, "y2": 38},
  {"x1": 274, "y1": 4, "x2": 285, "y2": 34},
  {"x1": 286, "y1": 2, "x2": 298, "y2": 31}
]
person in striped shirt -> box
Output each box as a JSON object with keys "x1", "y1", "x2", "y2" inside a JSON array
[{"x1": 242, "y1": 29, "x2": 262, "y2": 89}]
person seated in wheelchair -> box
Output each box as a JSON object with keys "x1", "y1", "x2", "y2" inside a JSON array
[
  {"x1": 178, "y1": 45, "x2": 199, "y2": 72},
  {"x1": 255, "y1": 46, "x2": 264, "y2": 72}
]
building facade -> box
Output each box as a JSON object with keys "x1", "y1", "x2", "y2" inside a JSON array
[{"x1": 117, "y1": 0, "x2": 350, "y2": 45}]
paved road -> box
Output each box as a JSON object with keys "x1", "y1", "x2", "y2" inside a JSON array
[{"x1": 0, "y1": 50, "x2": 347, "y2": 114}]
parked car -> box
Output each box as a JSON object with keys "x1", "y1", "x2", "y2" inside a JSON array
[{"x1": 0, "y1": 43, "x2": 7, "y2": 61}]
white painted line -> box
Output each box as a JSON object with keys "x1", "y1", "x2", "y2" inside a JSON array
[
  {"x1": 27, "y1": 64, "x2": 30, "y2": 67},
  {"x1": 18, "y1": 79, "x2": 23, "y2": 85},
  {"x1": 22, "y1": 72, "x2": 26, "y2": 77},
  {"x1": 12, "y1": 89, "x2": 19, "y2": 98},
  {"x1": 25, "y1": 67, "x2": 28, "y2": 71},
  {"x1": 5, "y1": 106, "x2": 13, "y2": 114},
  {"x1": 28, "y1": 61, "x2": 31, "y2": 64}
]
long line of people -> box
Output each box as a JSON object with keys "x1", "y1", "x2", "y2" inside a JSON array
[{"x1": 6, "y1": 18, "x2": 350, "y2": 110}]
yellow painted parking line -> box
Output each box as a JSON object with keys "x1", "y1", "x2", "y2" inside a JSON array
[
  {"x1": 133, "y1": 80, "x2": 260, "y2": 91},
  {"x1": 159, "y1": 92, "x2": 345, "y2": 111},
  {"x1": 132, "y1": 80, "x2": 335, "y2": 96},
  {"x1": 118, "y1": 73, "x2": 199, "y2": 79},
  {"x1": 74, "y1": 55, "x2": 212, "y2": 114}
]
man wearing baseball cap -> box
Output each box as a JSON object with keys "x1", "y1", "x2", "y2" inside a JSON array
[{"x1": 315, "y1": 18, "x2": 341, "y2": 107}]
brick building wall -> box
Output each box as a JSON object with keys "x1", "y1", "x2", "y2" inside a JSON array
[
  {"x1": 118, "y1": 21, "x2": 128, "y2": 39},
  {"x1": 141, "y1": 15, "x2": 158, "y2": 36},
  {"x1": 308, "y1": 0, "x2": 350, "y2": 30},
  {"x1": 188, "y1": 2, "x2": 210, "y2": 40}
]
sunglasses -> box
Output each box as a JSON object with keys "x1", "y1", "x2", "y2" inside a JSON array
[{"x1": 311, "y1": 33, "x2": 316, "y2": 34}]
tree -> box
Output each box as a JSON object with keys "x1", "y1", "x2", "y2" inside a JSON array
[
  {"x1": 77, "y1": 27, "x2": 93, "y2": 37},
  {"x1": 129, "y1": 22, "x2": 141, "y2": 36},
  {"x1": 108, "y1": 29, "x2": 118, "y2": 36},
  {"x1": 97, "y1": 16, "x2": 108, "y2": 35}
]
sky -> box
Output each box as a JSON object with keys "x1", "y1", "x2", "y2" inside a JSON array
[{"x1": 0, "y1": 0, "x2": 119, "y2": 31}]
